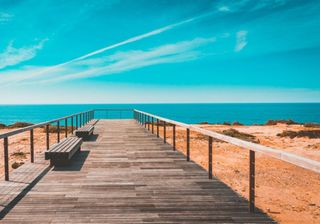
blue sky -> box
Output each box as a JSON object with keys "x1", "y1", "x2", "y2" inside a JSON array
[{"x1": 0, "y1": 0, "x2": 320, "y2": 103}]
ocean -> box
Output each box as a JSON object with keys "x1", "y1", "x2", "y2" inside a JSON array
[{"x1": 0, "y1": 103, "x2": 319, "y2": 125}]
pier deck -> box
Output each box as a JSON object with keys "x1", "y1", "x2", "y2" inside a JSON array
[{"x1": 0, "y1": 120, "x2": 273, "y2": 223}]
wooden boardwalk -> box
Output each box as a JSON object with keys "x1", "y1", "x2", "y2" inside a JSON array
[{"x1": 0, "y1": 120, "x2": 274, "y2": 223}]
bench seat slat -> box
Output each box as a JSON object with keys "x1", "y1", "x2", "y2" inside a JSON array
[
  {"x1": 50, "y1": 137, "x2": 78, "y2": 153},
  {"x1": 45, "y1": 137, "x2": 82, "y2": 162},
  {"x1": 75, "y1": 125, "x2": 94, "y2": 141}
]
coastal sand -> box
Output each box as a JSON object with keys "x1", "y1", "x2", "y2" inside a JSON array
[{"x1": 1, "y1": 124, "x2": 320, "y2": 223}]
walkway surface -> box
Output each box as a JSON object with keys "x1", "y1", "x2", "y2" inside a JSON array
[{"x1": 0, "y1": 120, "x2": 274, "y2": 223}]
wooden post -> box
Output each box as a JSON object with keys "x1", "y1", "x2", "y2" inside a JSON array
[
  {"x1": 80, "y1": 114, "x2": 82, "y2": 127},
  {"x1": 65, "y1": 118, "x2": 68, "y2": 138},
  {"x1": 30, "y1": 129, "x2": 34, "y2": 163},
  {"x1": 208, "y1": 137, "x2": 213, "y2": 179},
  {"x1": 173, "y1": 125, "x2": 176, "y2": 151},
  {"x1": 249, "y1": 150, "x2": 255, "y2": 212},
  {"x1": 187, "y1": 128, "x2": 190, "y2": 161},
  {"x1": 151, "y1": 117, "x2": 154, "y2": 134},
  {"x1": 57, "y1": 121, "x2": 60, "y2": 143},
  {"x1": 164, "y1": 121, "x2": 166, "y2": 143},
  {"x1": 148, "y1": 116, "x2": 150, "y2": 131},
  {"x1": 4, "y1": 137, "x2": 9, "y2": 181},
  {"x1": 46, "y1": 124, "x2": 49, "y2": 150},
  {"x1": 157, "y1": 119, "x2": 159, "y2": 137}
]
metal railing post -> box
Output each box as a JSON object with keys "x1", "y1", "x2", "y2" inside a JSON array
[
  {"x1": 65, "y1": 118, "x2": 68, "y2": 138},
  {"x1": 187, "y1": 128, "x2": 190, "y2": 161},
  {"x1": 164, "y1": 121, "x2": 166, "y2": 143},
  {"x1": 57, "y1": 121, "x2": 60, "y2": 143},
  {"x1": 76, "y1": 115, "x2": 79, "y2": 129},
  {"x1": 144, "y1": 114, "x2": 146, "y2": 128},
  {"x1": 4, "y1": 137, "x2": 9, "y2": 181},
  {"x1": 151, "y1": 117, "x2": 154, "y2": 134},
  {"x1": 30, "y1": 129, "x2": 34, "y2": 163},
  {"x1": 249, "y1": 150, "x2": 255, "y2": 212},
  {"x1": 173, "y1": 125, "x2": 176, "y2": 150},
  {"x1": 46, "y1": 124, "x2": 50, "y2": 150},
  {"x1": 71, "y1": 116, "x2": 74, "y2": 134},
  {"x1": 157, "y1": 119, "x2": 159, "y2": 137},
  {"x1": 208, "y1": 137, "x2": 213, "y2": 179}
]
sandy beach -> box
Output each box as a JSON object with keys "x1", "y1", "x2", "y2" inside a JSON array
[{"x1": 1, "y1": 123, "x2": 320, "y2": 223}]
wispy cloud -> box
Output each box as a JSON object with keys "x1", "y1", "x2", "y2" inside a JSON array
[
  {"x1": 0, "y1": 12, "x2": 13, "y2": 23},
  {"x1": 218, "y1": 6, "x2": 230, "y2": 12},
  {"x1": 0, "y1": 39, "x2": 48, "y2": 69},
  {"x1": 1, "y1": 10, "x2": 217, "y2": 83},
  {"x1": 217, "y1": 0, "x2": 288, "y2": 13},
  {"x1": 235, "y1": 30, "x2": 248, "y2": 52},
  {"x1": 0, "y1": 37, "x2": 216, "y2": 84}
]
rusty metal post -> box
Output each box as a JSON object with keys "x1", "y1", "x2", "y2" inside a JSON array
[
  {"x1": 57, "y1": 121, "x2": 60, "y2": 143},
  {"x1": 187, "y1": 128, "x2": 190, "y2": 161},
  {"x1": 164, "y1": 121, "x2": 166, "y2": 143},
  {"x1": 249, "y1": 150, "x2": 255, "y2": 212},
  {"x1": 65, "y1": 118, "x2": 68, "y2": 138},
  {"x1": 173, "y1": 125, "x2": 176, "y2": 150},
  {"x1": 157, "y1": 119, "x2": 159, "y2": 137},
  {"x1": 30, "y1": 129, "x2": 34, "y2": 163},
  {"x1": 46, "y1": 124, "x2": 50, "y2": 150},
  {"x1": 151, "y1": 117, "x2": 154, "y2": 134},
  {"x1": 208, "y1": 137, "x2": 213, "y2": 179},
  {"x1": 4, "y1": 137, "x2": 9, "y2": 181}
]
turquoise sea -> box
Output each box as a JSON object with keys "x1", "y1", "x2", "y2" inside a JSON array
[{"x1": 0, "y1": 103, "x2": 319, "y2": 125}]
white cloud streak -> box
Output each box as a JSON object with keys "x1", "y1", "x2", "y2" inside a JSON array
[
  {"x1": 0, "y1": 10, "x2": 216, "y2": 83},
  {"x1": 0, "y1": 12, "x2": 13, "y2": 23},
  {"x1": 0, "y1": 39, "x2": 48, "y2": 69},
  {"x1": 23, "y1": 37, "x2": 216, "y2": 84},
  {"x1": 235, "y1": 30, "x2": 248, "y2": 52}
]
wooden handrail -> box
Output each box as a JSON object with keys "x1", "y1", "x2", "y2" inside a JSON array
[{"x1": 134, "y1": 109, "x2": 320, "y2": 174}]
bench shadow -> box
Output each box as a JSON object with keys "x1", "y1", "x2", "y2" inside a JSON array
[
  {"x1": 0, "y1": 165, "x2": 51, "y2": 219},
  {"x1": 85, "y1": 134, "x2": 99, "y2": 142},
  {"x1": 52, "y1": 150, "x2": 90, "y2": 172}
]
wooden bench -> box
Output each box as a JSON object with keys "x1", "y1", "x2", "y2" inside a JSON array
[
  {"x1": 45, "y1": 137, "x2": 82, "y2": 166},
  {"x1": 88, "y1": 119, "x2": 99, "y2": 126},
  {"x1": 75, "y1": 125, "x2": 94, "y2": 141}
]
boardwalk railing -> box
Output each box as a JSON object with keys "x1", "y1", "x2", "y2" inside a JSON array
[
  {"x1": 133, "y1": 109, "x2": 320, "y2": 213},
  {"x1": 0, "y1": 110, "x2": 95, "y2": 181},
  {"x1": 0, "y1": 108, "x2": 136, "y2": 181}
]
